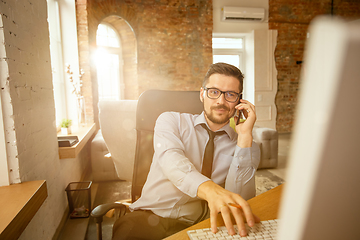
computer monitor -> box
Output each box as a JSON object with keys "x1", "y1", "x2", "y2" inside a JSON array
[{"x1": 278, "y1": 16, "x2": 360, "y2": 240}]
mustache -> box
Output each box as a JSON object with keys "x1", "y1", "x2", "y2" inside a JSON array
[{"x1": 211, "y1": 105, "x2": 230, "y2": 111}]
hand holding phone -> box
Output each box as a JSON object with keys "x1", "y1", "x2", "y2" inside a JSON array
[
  {"x1": 234, "y1": 98, "x2": 256, "y2": 147},
  {"x1": 236, "y1": 109, "x2": 246, "y2": 125},
  {"x1": 235, "y1": 94, "x2": 246, "y2": 125}
]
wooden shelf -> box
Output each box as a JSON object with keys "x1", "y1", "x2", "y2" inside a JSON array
[
  {"x1": 58, "y1": 123, "x2": 96, "y2": 159},
  {"x1": 0, "y1": 180, "x2": 47, "y2": 239}
]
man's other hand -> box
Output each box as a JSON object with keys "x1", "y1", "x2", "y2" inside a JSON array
[{"x1": 197, "y1": 181, "x2": 260, "y2": 237}]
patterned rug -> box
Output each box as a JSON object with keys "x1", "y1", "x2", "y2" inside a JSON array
[{"x1": 255, "y1": 170, "x2": 285, "y2": 196}]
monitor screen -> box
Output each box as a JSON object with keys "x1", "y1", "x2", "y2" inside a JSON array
[{"x1": 278, "y1": 16, "x2": 360, "y2": 240}]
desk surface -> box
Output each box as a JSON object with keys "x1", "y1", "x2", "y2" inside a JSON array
[
  {"x1": 0, "y1": 180, "x2": 48, "y2": 239},
  {"x1": 165, "y1": 184, "x2": 283, "y2": 240}
]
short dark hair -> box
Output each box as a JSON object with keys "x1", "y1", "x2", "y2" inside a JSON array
[{"x1": 202, "y1": 62, "x2": 244, "y2": 92}]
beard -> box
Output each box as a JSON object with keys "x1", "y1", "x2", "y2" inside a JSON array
[{"x1": 204, "y1": 104, "x2": 233, "y2": 125}]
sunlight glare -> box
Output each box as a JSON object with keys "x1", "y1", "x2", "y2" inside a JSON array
[{"x1": 93, "y1": 48, "x2": 110, "y2": 67}]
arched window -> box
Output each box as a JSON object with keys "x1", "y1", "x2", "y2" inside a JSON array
[{"x1": 95, "y1": 23, "x2": 123, "y2": 100}]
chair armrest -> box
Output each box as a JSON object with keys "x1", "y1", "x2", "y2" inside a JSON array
[
  {"x1": 252, "y1": 126, "x2": 278, "y2": 169},
  {"x1": 91, "y1": 203, "x2": 126, "y2": 223},
  {"x1": 91, "y1": 130, "x2": 120, "y2": 181},
  {"x1": 252, "y1": 126, "x2": 278, "y2": 142}
]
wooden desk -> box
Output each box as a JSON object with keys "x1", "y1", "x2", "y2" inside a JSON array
[
  {"x1": 0, "y1": 180, "x2": 47, "y2": 239},
  {"x1": 165, "y1": 184, "x2": 283, "y2": 240}
]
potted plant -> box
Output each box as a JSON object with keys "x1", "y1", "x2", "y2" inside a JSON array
[{"x1": 60, "y1": 119, "x2": 72, "y2": 135}]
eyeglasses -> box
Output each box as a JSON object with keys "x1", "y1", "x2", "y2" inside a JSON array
[{"x1": 204, "y1": 87, "x2": 241, "y2": 103}]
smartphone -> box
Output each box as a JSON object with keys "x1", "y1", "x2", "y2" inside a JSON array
[
  {"x1": 236, "y1": 110, "x2": 246, "y2": 125},
  {"x1": 236, "y1": 94, "x2": 245, "y2": 125}
]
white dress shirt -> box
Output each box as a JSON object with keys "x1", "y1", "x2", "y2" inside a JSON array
[{"x1": 130, "y1": 111, "x2": 260, "y2": 224}]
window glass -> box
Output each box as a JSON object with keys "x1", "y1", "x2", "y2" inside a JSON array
[
  {"x1": 212, "y1": 37, "x2": 244, "y2": 74},
  {"x1": 96, "y1": 24, "x2": 120, "y2": 48},
  {"x1": 213, "y1": 54, "x2": 240, "y2": 67},
  {"x1": 96, "y1": 52, "x2": 120, "y2": 100},
  {"x1": 212, "y1": 38, "x2": 243, "y2": 49},
  {"x1": 96, "y1": 23, "x2": 122, "y2": 100}
]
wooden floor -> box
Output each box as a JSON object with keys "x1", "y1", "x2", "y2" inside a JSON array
[{"x1": 85, "y1": 181, "x2": 131, "y2": 240}]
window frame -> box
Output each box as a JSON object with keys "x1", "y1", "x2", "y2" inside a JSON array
[{"x1": 0, "y1": 93, "x2": 9, "y2": 186}]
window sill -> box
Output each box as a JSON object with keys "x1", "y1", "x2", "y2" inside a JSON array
[
  {"x1": 58, "y1": 123, "x2": 96, "y2": 159},
  {"x1": 0, "y1": 180, "x2": 47, "y2": 239}
]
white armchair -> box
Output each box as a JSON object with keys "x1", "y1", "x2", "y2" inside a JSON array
[
  {"x1": 91, "y1": 100, "x2": 137, "y2": 182},
  {"x1": 91, "y1": 129, "x2": 120, "y2": 181},
  {"x1": 252, "y1": 126, "x2": 278, "y2": 169}
]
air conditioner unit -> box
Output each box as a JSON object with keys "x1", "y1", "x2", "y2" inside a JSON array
[{"x1": 222, "y1": 6, "x2": 265, "y2": 22}]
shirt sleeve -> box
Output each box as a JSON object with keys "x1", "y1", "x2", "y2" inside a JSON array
[
  {"x1": 225, "y1": 143, "x2": 260, "y2": 200},
  {"x1": 153, "y1": 112, "x2": 209, "y2": 198}
]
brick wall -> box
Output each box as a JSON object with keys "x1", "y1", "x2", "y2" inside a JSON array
[
  {"x1": 78, "y1": 0, "x2": 360, "y2": 132},
  {"x1": 77, "y1": 0, "x2": 213, "y2": 124},
  {"x1": 1, "y1": 1, "x2": 91, "y2": 239},
  {"x1": 0, "y1": 0, "x2": 62, "y2": 238},
  {"x1": 76, "y1": 0, "x2": 94, "y2": 124},
  {"x1": 269, "y1": 0, "x2": 360, "y2": 133},
  {"x1": 0, "y1": 0, "x2": 57, "y2": 183}
]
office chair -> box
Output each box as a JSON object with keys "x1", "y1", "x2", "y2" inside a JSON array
[{"x1": 91, "y1": 89, "x2": 203, "y2": 240}]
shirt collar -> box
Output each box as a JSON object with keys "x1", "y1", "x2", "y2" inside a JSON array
[{"x1": 194, "y1": 112, "x2": 237, "y2": 141}]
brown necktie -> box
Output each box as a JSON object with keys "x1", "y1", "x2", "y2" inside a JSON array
[
  {"x1": 195, "y1": 124, "x2": 226, "y2": 224},
  {"x1": 201, "y1": 124, "x2": 225, "y2": 178}
]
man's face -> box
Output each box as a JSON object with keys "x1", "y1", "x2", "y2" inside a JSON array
[{"x1": 200, "y1": 73, "x2": 241, "y2": 129}]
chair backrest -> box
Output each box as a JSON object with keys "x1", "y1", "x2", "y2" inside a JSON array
[
  {"x1": 131, "y1": 90, "x2": 203, "y2": 202},
  {"x1": 98, "y1": 100, "x2": 137, "y2": 181}
]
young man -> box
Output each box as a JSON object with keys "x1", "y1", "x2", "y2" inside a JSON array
[{"x1": 113, "y1": 63, "x2": 260, "y2": 240}]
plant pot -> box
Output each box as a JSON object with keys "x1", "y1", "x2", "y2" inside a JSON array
[{"x1": 61, "y1": 127, "x2": 71, "y2": 135}]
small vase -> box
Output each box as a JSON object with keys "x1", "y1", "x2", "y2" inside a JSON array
[
  {"x1": 77, "y1": 96, "x2": 86, "y2": 127},
  {"x1": 61, "y1": 127, "x2": 71, "y2": 135}
]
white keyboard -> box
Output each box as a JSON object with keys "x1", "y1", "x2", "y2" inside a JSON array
[{"x1": 187, "y1": 219, "x2": 278, "y2": 240}]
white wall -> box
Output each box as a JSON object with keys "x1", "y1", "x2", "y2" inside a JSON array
[
  {"x1": 213, "y1": 0, "x2": 277, "y2": 129},
  {"x1": 244, "y1": 32, "x2": 255, "y2": 104},
  {"x1": 254, "y1": 30, "x2": 278, "y2": 129},
  {"x1": 213, "y1": 0, "x2": 269, "y2": 33},
  {"x1": 0, "y1": 0, "x2": 90, "y2": 239}
]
